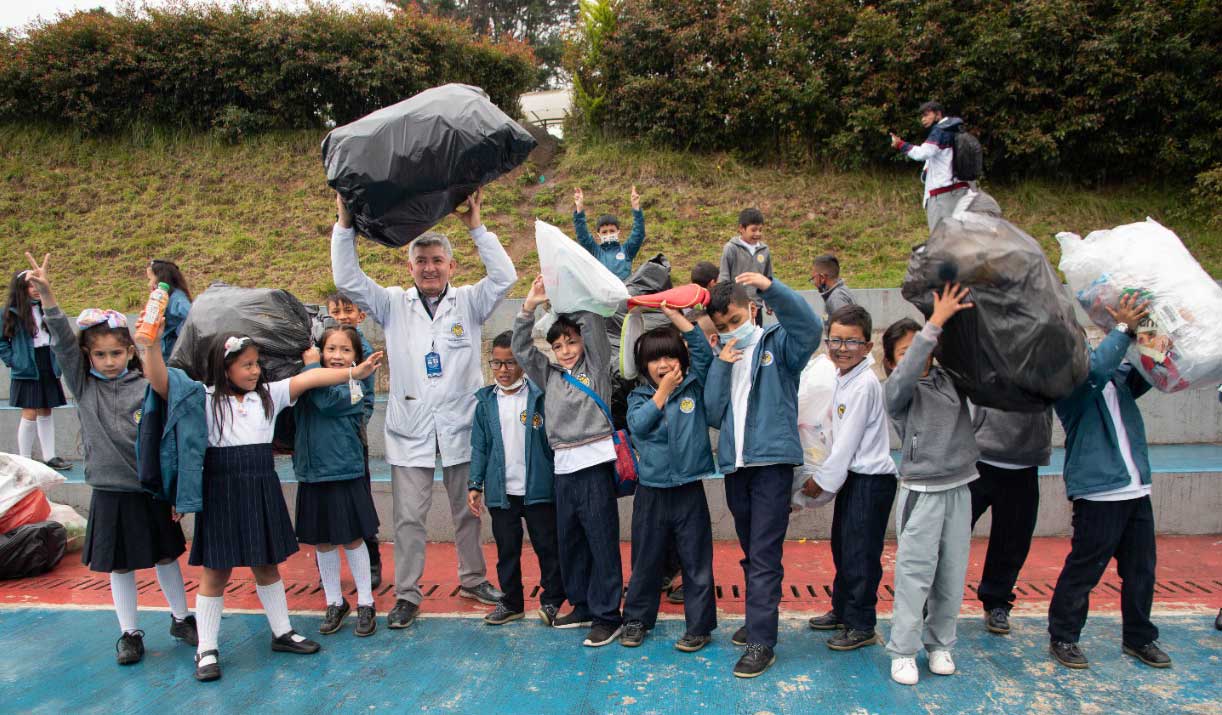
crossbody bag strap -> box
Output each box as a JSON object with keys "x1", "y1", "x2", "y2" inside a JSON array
[{"x1": 561, "y1": 372, "x2": 614, "y2": 427}]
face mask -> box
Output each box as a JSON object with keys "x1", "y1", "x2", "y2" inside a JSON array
[
  {"x1": 498, "y1": 377, "x2": 526, "y2": 393},
  {"x1": 599, "y1": 232, "x2": 619, "y2": 245},
  {"x1": 718, "y1": 320, "x2": 758, "y2": 349},
  {"x1": 90, "y1": 367, "x2": 129, "y2": 381}
]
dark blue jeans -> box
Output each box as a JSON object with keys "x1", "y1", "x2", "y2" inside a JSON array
[
  {"x1": 554, "y1": 461, "x2": 623, "y2": 627},
  {"x1": 623, "y1": 481, "x2": 717, "y2": 636},
  {"x1": 724, "y1": 464, "x2": 793, "y2": 649},
  {"x1": 830, "y1": 471, "x2": 897, "y2": 632}
]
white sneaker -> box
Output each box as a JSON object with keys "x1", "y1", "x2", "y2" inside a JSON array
[
  {"x1": 891, "y1": 657, "x2": 919, "y2": 685},
  {"x1": 928, "y1": 650, "x2": 955, "y2": 675}
]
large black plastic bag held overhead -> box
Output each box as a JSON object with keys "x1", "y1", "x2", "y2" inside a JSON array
[
  {"x1": 322, "y1": 83, "x2": 537, "y2": 248},
  {"x1": 900, "y1": 194, "x2": 1089, "y2": 412},
  {"x1": 168, "y1": 283, "x2": 312, "y2": 383}
]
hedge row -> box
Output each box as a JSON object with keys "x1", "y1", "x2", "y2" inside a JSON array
[
  {"x1": 573, "y1": 0, "x2": 1221, "y2": 181},
  {"x1": 0, "y1": 5, "x2": 537, "y2": 138}
]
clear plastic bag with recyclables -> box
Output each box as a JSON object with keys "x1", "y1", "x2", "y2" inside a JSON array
[{"x1": 535, "y1": 219, "x2": 629, "y2": 317}]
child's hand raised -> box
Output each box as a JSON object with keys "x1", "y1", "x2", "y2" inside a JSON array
[
  {"x1": 1105, "y1": 292, "x2": 1150, "y2": 331},
  {"x1": 735, "y1": 272, "x2": 772, "y2": 293},
  {"x1": 718, "y1": 337, "x2": 743, "y2": 364},
  {"x1": 630, "y1": 185, "x2": 640, "y2": 211},
  {"x1": 659, "y1": 302, "x2": 694, "y2": 332},
  {"x1": 573, "y1": 187, "x2": 584, "y2": 213},
  {"x1": 524, "y1": 275, "x2": 549, "y2": 312},
  {"x1": 301, "y1": 346, "x2": 321, "y2": 365},
  {"x1": 454, "y1": 188, "x2": 483, "y2": 229},
  {"x1": 890, "y1": 133, "x2": 904, "y2": 149},
  {"x1": 23, "y1": 252, "x2": 52, "y2": 297},
  {"x1": 335, "y1": 193, "x2": 353, "y2": 229},
  {"x1": 929, "y1": 282, "x2": 974, "y2": 328},
  {"x1": 351, "y1": 350, "x2": 385, "y2": 380}
]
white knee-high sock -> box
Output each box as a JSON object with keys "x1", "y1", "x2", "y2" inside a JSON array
[
  {"x1": 316, "y1": 549, "x2": 343, "y2": 606},
  {"x1": 256, "y1": 581, "x2": 293, "y2": 638},
  {"x1": 195, "y1": 594, "x2": 224, "y2": 656},
  {"x1": 110, "y1": 571, "x2": 139, "y2": 634},
  {"x1": 35, "y1": 415, "x2": 56, "y2": 461},
  {"x1": 154, "y1": 561, "x2": 190, "y2": 620},
  {"x1": 17, "y1": 418, "x2": 36, "y2": 458},
  {"x1": 344, "y1": 544, "x2": 374, "y2": 607}
]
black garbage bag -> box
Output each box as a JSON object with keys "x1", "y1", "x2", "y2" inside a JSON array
[
  {"x1": 607, "y1": 254, "x2": 674, "y2": 429},
  {"x1": 168, "y1": 282, "x2": 312, "y2": 384},
  {"x1": 0, "y1": 521, "x2": 66, "y2": 579},
  {"x1": 900, "y1": 195, "x2": 1088, "y2": 411},
  {"x1": 323, "y1": 83, "x2": 537, "y2": 248}
]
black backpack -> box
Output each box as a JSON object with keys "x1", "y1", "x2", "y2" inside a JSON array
[{"x1": 952, "y1": 130, "x2": 983, "y2": 181}]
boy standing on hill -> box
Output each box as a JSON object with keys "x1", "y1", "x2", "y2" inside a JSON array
[
  {"x1": 718, "y1": 209, "x2": 773, "y2": 327},
  {"x1": 890, "y1": 101, "x2": 969, "y2": 231},
  {"x1": 573, "y1": 186, "x2": 646, "y2": 280}
]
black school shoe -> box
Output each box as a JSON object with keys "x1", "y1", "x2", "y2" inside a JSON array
[
  {"x1": 1123, "y1": 641, "x2": 1172, "y2": 668},
  {"x1": 1050, "y1": 640, "x2": 1089, "y2": 669},
  {"x1": 115, "y1": 631, "x2": 145, "y2": 665},
  {"x1": 666, "y1": 585, "x2": 685, "y2": 604},
  {"x1": 674, "y1": 633, "x2": 712, "y2": 653},
  {"x1": 808, "y1": 610, "x2": 842, "y2": 631},
  {"x1": 170, "y1": 615, "x2": 199, "y2": 646},
  {"x1": 550, "y1": 609, "x2": 593, "y2": 629},
  {"x1": 733, "y1": 644, "x2": 776, "y2": 678},
  {"x1": 986, "y1": 608, "x2": 1011, "y2": 635},
  {"x1": 827, "y1": 629, "x2": 878, "y2": 651},
  {"x1": 355, "y1": 606, "x2": 377, "y2": 637},
  {"x1": 619, "y1": 620, "x2": 647, "y2": 647},
  {"x1": 320, "y1": 600, "x2": 351, "y2": 635},
  {"x1": 271, "y1": 630, "x2": 321, "y2": 654},
  {"x1": 387, "y1": 599, "x2": 419, "y2": 629},
  {"x1": 731, "y1": 626, "x2": 748, "y2": 647},
  {"x1": 583, "y1": 623, "x2": 623, "y2": 647},
  {"x1": 484, "y1": 602, "x2": 525, "y2": 625},
  {"x1": 44, "y1": 457, "x2": 72, "y2": 471},
  {"x1": 194, "y1": 650, "x2": 221, "y2": 682},
  {"x1": 459, "y1": 581, "x2": 504, "y2": 606}
]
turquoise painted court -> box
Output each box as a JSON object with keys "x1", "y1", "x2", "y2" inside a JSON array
[{"x1": 1, "y1": 608, "x2": 1218, "y2": 714}]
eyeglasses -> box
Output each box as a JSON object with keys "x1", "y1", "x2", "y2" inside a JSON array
[
  {"x1": 826, "y1": 338, "x2": 867, "y2": 351},
  {"x1": 488, "y1": 360, "x2": 518, "y2": 370}
]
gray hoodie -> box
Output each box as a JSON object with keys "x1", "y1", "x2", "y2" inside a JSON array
[
  {"x1": 718, "y1": 238, "x2": 773, "y2": 309},
  {"x1": 885, "y1": 322, "x2": 979, "y2": 487},
  {"x1": 512, "y1": 309, "x2": 614, "y2": 450},
  {"x1": 45, "y1": 306, "x2": 146, "y2": 493},
  {"x1": 971, "y1": 405, "x2": 1053, "y2": 467}
]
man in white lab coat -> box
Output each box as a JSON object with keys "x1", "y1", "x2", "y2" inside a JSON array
[{"x1": 331, "y1": 190, "x2": 516, "y2": 629}]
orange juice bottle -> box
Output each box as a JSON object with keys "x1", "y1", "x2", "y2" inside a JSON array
[{"x1": 134, "y1": 282, "x2": 171, "y2": 346}]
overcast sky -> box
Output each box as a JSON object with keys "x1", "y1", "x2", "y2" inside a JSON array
[{"x1": 2, "y1": 1, "x2": 389, "y2": 31}]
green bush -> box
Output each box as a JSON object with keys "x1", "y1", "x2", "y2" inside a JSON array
[
  {"x1": 570, "y1": 0, "x2": 1221, "y2": 180},
  {"x1": 0, "y1": 5, "x2": 537, "y2": 136}
]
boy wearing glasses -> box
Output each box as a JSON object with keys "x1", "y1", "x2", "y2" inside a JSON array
[
  {"x1": 467, "y1": 331, "x2": 567, "y2": 626},
  {"x1": 800, "y1": 305, "x2": 897, "y2": 651}
]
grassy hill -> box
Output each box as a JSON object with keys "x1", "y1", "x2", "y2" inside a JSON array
[{"x1": 1, "y1": 124, "x2": 1218, "y2": 314}]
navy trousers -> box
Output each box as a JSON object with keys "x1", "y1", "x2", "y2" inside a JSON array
[
  {"x1": 724, "y1": 463, "x2": 792, "y2": 648},
  {"x1": 623, "y1": 481, "x2": 717, "y2": 636},
  {"x1": 830, "y1": 471, "x2": 897, "y2": 632},
  {"x1": 970, "y1": 462, "x2": 1040, "y2": 612},
  {"x1": 489, "y1": 495, "x2": 566, "y2": 613},
  {"x1": 554, "y1": 461, "x2": 623, "y2": 627}
]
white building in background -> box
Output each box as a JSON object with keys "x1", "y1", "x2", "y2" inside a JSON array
[{"x1": 519, "y1": 87, "x2": 571, "y2": 138}]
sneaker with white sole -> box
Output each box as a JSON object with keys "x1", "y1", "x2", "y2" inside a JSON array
[
  {"x1": 582, "y1": 623, "x2": 622, "y2": 647},
  {"x1": 891, "y1": 656, "x2": 919, "y2": 685},
  {"x1": 928, "y1": 649, "x2": 955, "y2": 675}
]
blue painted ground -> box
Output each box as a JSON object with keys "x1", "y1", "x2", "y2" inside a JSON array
[
  {"x1": 1, "y1": 608, "x2": 1218, "y2": 714},
  {"x1": 55, "y1": 444, "x2": 1222, "y2": 484}
]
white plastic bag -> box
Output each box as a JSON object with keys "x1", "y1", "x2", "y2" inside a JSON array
[
  {"x1": 0, "y1": 453, "x2": 66, "y2": 519},
  {"x1": 531, "y1": 308, "x2": 559, "y2": 343},
  {"x1": 792, "y1": 355, "x2": 838, "y2": 510},
  {"x1": 1057, "y1": 219, "x2": 1222, "y2": 392},
  {"x1": 47, "y1": 501, "x2": 87, "y2": 553},
  {"x1": 535, "y1": 220, "x2": 629, "y2": 317}
]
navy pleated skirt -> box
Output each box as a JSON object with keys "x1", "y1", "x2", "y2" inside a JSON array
[
  {"x1": 188, "y1": 444, "x2": 299, "y2": 569},
  {"x1": 294, "y1": 476, "x2": 379, "y2": 546},
  {"x1": 82, "y1": 489, "x2": 186, "y2": 573},
  {"x1": 9, "y1": 346, "x2": 67, "y2": 409}
]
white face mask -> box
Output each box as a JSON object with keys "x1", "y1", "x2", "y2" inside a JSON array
[
  {"x1": 498, "y1": 377, "x2": 526, "y2": 393},
  {"x1": 718, "y1": 320, "x2": 758, "y2": 349},
  {"x1": 599, "y1": 232, "x2": 619, "y2": 245}
]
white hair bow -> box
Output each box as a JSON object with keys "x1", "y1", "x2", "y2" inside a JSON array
[{"x1": 223, "y1": 336, "x2": 252, "y2": 357}]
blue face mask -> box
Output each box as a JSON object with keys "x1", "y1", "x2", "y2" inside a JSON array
[
  {"x1": 89, "y1": 367, "x2": 129, "y2": 381},
  {"x1": 718, "y1": 320, "x2": 758, "y2": 349}
]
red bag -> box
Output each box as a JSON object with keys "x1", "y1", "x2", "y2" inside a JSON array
[
  {"x1": 0, "y1": 489, "x2": 51, "y2": 534},
  {"x1": 627, "y1": 284, "x2": 711, "y2": 311}
]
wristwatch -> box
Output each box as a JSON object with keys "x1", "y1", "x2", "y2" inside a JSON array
[{"x1": 1114, "y1": 322, "x2": 1132, "y2": 337}]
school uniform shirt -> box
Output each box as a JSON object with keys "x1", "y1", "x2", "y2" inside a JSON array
[
  {"x1": 29, "y1": 304, "x2": 49, "y2": 348},
  {"x1": 1082, "y1": 382, "x2": 1151, "y2": 502},
  {"x1": 204, "y1": 378, "x2": 295, "y2": 447},
  {"x1": 332, "y1": 222, "x2": 516, "y2": 469},
  {"x1": 496, "y1": 384, "x2": 529, "y2": 496},
  {"x1": 731, "y1": 326, "x2": 764, "y2": 469},
  {"x1": 813, "y1": 355, "x2": 895, "y2": 494}
]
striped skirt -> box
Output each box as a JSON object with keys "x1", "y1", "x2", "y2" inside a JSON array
[{"x1": 188, "y1": 444, "x2": 299, "y2": 569}]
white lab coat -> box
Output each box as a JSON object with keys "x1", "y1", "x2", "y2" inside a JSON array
[{"x1": 331, "y1": 223, "x2": 516, "y2": 468}]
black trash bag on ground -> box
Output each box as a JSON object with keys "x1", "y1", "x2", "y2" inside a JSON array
[
  {"x1": 168, "y1": 282, "x2": 312, "y2": 384},
  {"x1": 0, "y1": 521, "x2": 66, "y2": 579},
  {"x1": 607, "y1": 254, "x2": 673, "y2": 429},
  {"x1": 323, "y1": 84, "x2": 537, "y2": 248},
  {"x1": 900, "y1": 194, "x2": 1088, "y2": 411}
]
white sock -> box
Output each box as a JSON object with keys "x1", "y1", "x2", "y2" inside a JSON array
[
  {"x1": 195, "y1": 594, "x2": 224, "y2": 657},
  {"x1": 316, "y1": 549, "x2": 343, "y2": 607},
  {"x1": 344, "y1": 544, "x2": 374, "y2": 607},
  {"x1": 154, "y1": 561, "x2": 190, "y2": 620},
  {"x1": 110, "y1": 571, "x2": 139, "y2": 634},
  {"x1": 35, "y1": 415, "x2": 56, "y2": 461},
  {"x1": 255, "y1": 580, "x2": 294, "y2": 638},
  {"x1": 17, "y1": 418, "x2": 36, "y2": 458}
]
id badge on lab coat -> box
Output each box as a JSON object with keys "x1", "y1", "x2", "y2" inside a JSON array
[{"x1": 425, "y1": 351, "x2": 443, "y2": 378}]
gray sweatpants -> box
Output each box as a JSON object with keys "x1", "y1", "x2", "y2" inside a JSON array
[
  {"x1": 885, "y1": 482, "x2": 973, "y2": 658},
  {"x1": 925, "y1": 187, "x2": 969, "y2": 231},
  {"x1": 391, "y1": 463, "x2": 487, "y2": 604}
]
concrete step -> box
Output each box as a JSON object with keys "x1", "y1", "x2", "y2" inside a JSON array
[{"x1": 40, "y1": 444, "x2": 1222, "y2": 542}]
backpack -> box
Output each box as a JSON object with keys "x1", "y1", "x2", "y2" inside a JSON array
[{"x1": 952, "y1": 130, "x2": 983, "y2": 182}]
